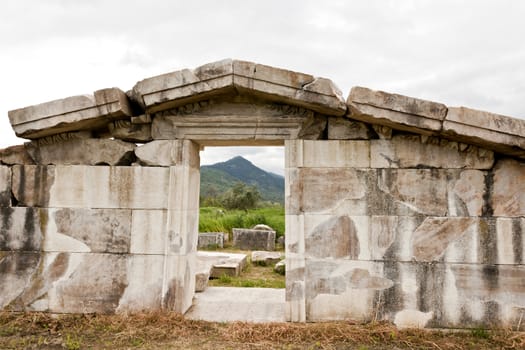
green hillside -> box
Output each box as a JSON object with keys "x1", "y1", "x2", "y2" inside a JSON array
[{"x1": 200, "y1": 156, "x2": 284, "y2": 204}]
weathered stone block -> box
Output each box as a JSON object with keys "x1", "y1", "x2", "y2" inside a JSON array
[
  {"x1": 150, "y1": 98, "x2": 316, "y2": 143},
  {"x1": 301, "y1": 140, "x2": 370, "y2": 168},
  {"x1": 108, "y1": 120, "x2": 152, "y2": 142},
  {"x1": 327, "y1": 117, "x2": 373, "y2": 139},
  {"x1": 42, "y1": 208, "x2": 132, "y2": 253},
  {"x1": 131, "y1": 59, "x2": 346, "y2": 117},
  {"x1": 443, "y1": 107, "x2": 525, "y2": 157},
  {"x1": 135, "y1": 140, "x2": 179, "y2": 166},
  {"x1": 13, "y1": 165, "x2": 170, "y2": 209},
  {"x1": 286, "y1": 168, "x2": 369, "y2": 215},
  {"x1": 448, "y1": 170, "x2": 486, "y2": 217},
  {"x1": 195, "y1": 270, "x2": 210, "y2": 292},
  {"x1": 198, "y1": 232, "x2": 225, "y2": 249},
  {"x1": 117, "y1": 255, "x2": 164, "y2": 312},
  {"x1": 11, "y1": 165, "x2": 55, "y2": 207},
  {"x1": 370, "y1": 135, "x2": 494, "y2": 169},
  {"x1": 373, "y1": 169, "x2": 449, "y2": 216},
  {"x1": 251, "y1": 251, "x2": 283, "y2": 265},
  {"x1": 0, "y1": 145, "x2": 35, "y2": 165},
  {"x1": 492, "y1": 158, "x2": 525, "y2": 217},
  {"x1": 9, "y1": 88, "x2": 132, "y2": 139},
  {"x1": 25, "y1": 138, "x2": 136, "y2": 165},
  {"x1": 0, "y1": 252, "x2": 41, "y2": 309},
  {"x1": 232, "y1": 228, "x2": 275, "y2": 251},
  {"x1": 0, "y1": 166, "x2": 11, "y2": 207},
  {"x1": 164, "y1": 253, "x2": 196, "y2": 313},
  {"x1": 347, "y1": 86, "x2": 447, "y2": 135},
  {"x1": 0, "y1": 207, "x2": 43, "y2": 251},
  {"x1": 130, "y1": 210, "x2": 166, "y2": 255}
]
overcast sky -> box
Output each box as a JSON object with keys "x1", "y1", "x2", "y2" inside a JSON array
[{"x1": 1, "y1": 0, "x2": 524, "y2": 175}]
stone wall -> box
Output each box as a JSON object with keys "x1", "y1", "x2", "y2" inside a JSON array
[
  {"x1": 285, "y1": 136, "x2": 525, "y2": 328},
  {"x1": 0, "y1": 139, "x2": 200, "y2": 314}
]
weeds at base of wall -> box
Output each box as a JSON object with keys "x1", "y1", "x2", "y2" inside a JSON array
[{"x1": 1, "y1": 311, "x2": 524, "y2": 349}]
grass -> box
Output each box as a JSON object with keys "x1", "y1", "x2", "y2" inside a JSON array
[
  {"x1": 1, "y1": 311, "x2": 524, "y2": 349},
  {"x1": 209, "y1": 263, "x2": 285, "y2": 289},
  {"x1": 199, "y1": 205, "x2": 285, "y2": 238}
]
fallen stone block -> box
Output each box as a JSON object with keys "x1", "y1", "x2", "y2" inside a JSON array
[
  {"x1": 198, "y1": 232, "x2": 225, "y2": 249},
  {"x1": 196, "y1": 251, "x2": 247, "y2": 278},
  {"x1": 233, "y1": 228, "x2": 276, "y2": 251},
  {"x1": 274, "y1": 260, "x2": 285, "y2": 275},
  {"x1": 9, "y1": 88, "x2": 133, "y2": 139},
  {"x1": 251, "y1": 251, "x2": 283, "y2": 266}
]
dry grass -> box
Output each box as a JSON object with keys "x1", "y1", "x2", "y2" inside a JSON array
[{"x1": 1, "y1": 311, "x2": 524, "y2": 349}]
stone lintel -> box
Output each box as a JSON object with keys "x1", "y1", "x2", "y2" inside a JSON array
[{"x1": 8, "y1": 88, "x2": 133, "y2": 139}]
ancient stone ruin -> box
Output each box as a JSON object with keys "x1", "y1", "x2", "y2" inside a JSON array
[{"x1": 1, "y1": 59, "x2": 524, "y2": 329}]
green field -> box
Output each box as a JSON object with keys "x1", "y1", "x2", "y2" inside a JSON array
[{"x1": 199, "y1": 205, "x2": 285, "y2": 239}]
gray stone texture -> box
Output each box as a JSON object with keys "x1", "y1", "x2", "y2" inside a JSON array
[
  {"x1": 0, "y1": 145, "x2": 35, "y2": 165},
  {"x1": 0, "y1": 166, "x2": 11, "y2": 207},
  {"x1": 233, "y1": 228, "x2": 276, "y2": 251}
]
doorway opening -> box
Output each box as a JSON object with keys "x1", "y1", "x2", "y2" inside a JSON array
[{"x1": 186, "y1": 145, "x2": 286, "y2": 322}]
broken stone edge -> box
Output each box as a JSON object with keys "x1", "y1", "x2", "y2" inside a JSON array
[{"x1": 347, "y1": 86, "x2": 525, "y2": 158}]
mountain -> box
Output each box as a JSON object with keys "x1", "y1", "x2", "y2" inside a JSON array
[{"x1": 200, "y1": 156, "x2": 284, "y2": 204}]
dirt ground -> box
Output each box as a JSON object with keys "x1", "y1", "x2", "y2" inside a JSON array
[{"x1": 1, "y1": 311, "x2": 524, "y2": 350}]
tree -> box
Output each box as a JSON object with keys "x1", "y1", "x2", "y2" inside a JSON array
[{"x1": 220, "y1": 182, "x2": 261, "y2": 210}]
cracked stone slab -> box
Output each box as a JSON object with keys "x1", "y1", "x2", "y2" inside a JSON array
[
  {"x1": 131, "y1": 59, "x2": 346, "y2": 116},
  {"x1": 347, "y1": 86, "x2": 447, "y2": 135},
  {"x1": 443, "y1": 107, "x2": 525, "y2": 158},
  {"x1": 8, "y1": 88, "x2": 133, "y2": 139}
]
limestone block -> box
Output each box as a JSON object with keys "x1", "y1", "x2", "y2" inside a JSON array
[
  {"x1": 131, "y1": 59, "x2": 346, "y2": 117},
  {"x1": 285, "y1": 214, "x2": 305, "y2": 255},
  {"x1": 0, "y1": 145, "x2": 35, "y2": 165},
  {"x1": 0, "y1": 166, "x2": 11, "y2": 206},
  {"x1": 0, "y1": 207, "x2": 42, "y2": 251},
  {"x1": 232, "y1": 228, "x2": 276, "y2": 251},
  {"x1": 370, "y1": 135, "x2": 494, "y2": 169},
  {"x1": 25, "y1": 138, "x2": 136, "y2": 165},
  {"x1": 492, "y1": 158, "x2": 525, "y2": 216},
  {"x1": 131, "y1": 59, "x2": 234, "y2": 113},
  {"x1": 373, "y1": 169, "x2": 448, "y2": 216},
  {"x1": 108, "y1": 120, "x2": 152, "y2": 142},
  {"x1": 286, "y1": 168, "x2": 369, "y2": 215},
  {"x1": 304, "y1": 215, "x2": 361, "y2": 259},
  {"x1": 117, "y1": 255, "x2": 164, "y2": 312},
  {"x1": 327, "y1": 117, "x2": 373, "y2": 140},
  {"x1": 195, "y1": 270, "x2": 210, "y2": 292},
  {"x1": 297, "y1": 114, "x2": 327, "y2": 140},
  {"x1": 495, "y1": 218, "x2": 525, "y2": 265},
  {"x1": 13, "y1": 165, "x2": 170, "y2": 209},
  {"x1": 301, "y1": 140, "x2": 370, "y2": 168},
  {"x1": 369, "y1": 216, "x2": 421, "y2": 261},
  {"x1": 234, "y1": 60, "x2": 346, "y2": 116},
  {"x1": 448, "y1": 170, "x2": 486, "y2": 217},
  {"x1": 130, "y1": 210, "x2": 166, "y2": 255},
  {"x1": 443, "y1": 107, "x2": 525, "y2": 157},
  {"x1": 130, "y1": 114, "x2": 152, "y2": 124},
  {"x1": 304, "y1": 259, "x2": 392, "y2": 321},
  {"x1": 165, "y1": 210, "x2": 199, "y2": 254},
  {"x1": 251, "y1": 251, "x2": 283, "y2": 265},
  {"x1": 164, "y1": 253, "x2": 196, "y2": 313},
  {"x1": 11, "y1": 165, "x2": 55, "y2": 207},
  {"x1": 285, "y1": 256, "x2": 306, "y2": 322},
  {"x1": 0, "y1": 252, "x2": 41, "y2": 308},
  {"x1": 42, "y1": 208, "x2": 132, "y2": 253},
  {"x1": 9, "y1": 88, "x2": 133, "y2": 139},
  {"x1": 197, "y1": 251, "x2": 247, "y2": 278},
  {"x1": 274, "y1": 260, "x2": 286, "y2": 275},
  {"x1": 198, "y1": 232, "x2": 225, "y2": 249},
  {"x1": 347, "y1": 86, "x2": 447, "y2": 135},
  {"x1": 135, "y1": 140, "x2": 179, "y2": 166}
]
